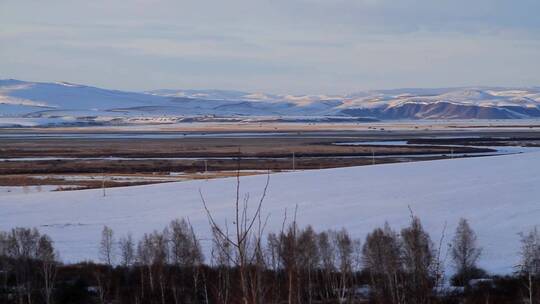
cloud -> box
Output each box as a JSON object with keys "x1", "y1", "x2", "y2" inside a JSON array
[{"x1": 1, "y1": 0, "x2": 540, "y2": 94}]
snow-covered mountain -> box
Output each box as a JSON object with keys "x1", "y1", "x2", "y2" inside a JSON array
[
  {"x1": 1, "y1": 79, "x2": 540, "y2": 126},
  {"x1": 341, "y1": 87, "x2": 540, "y2": 119}
]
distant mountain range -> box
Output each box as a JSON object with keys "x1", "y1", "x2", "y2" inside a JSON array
[{"x1": 1, "y1": 79, "x2": 540, "y2": 127}]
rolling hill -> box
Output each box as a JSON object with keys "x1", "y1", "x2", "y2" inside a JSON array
[{"x1": 1, "y1": 79, "x2": 540, "y2": 126}]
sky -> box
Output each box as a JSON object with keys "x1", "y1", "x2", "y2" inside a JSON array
[{"x1": 1, "y1": 0, "x2": 540, "y2": 94}]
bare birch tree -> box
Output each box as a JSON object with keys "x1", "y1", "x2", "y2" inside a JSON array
[
  {"x1": 99, "y1": 226, "x2": 115, "y2": 266},
  {"x1": 297, "y1": 226, "x2": 319, "y2": 304},
  {"x1": 119, "y1": 233, "x2": 135, "y2": 267},
  {"x1": 7, "y1": 227, "x2": 40, "y2": 304},
  {"x1": 96, "y1": 225, "x2": 115, "y2": 304},
  {"x1": 362, "y1": 223, "x2": 404, "y2": 304},
  {"x1": 450, "y1": 218, "x2": 483, "y2": 286},
  {"x1": 334, "y1": 228, "x2": 354, "y2": 303},
  {"x1": 36, "y1": 235, "x2": 57, "y2": 304},
  {"x1": 519, "y1": 227, "x2": 540, "y2": 304},
  {"x1": 400, "y1": 216, "x2": 437, "y2": 304}
]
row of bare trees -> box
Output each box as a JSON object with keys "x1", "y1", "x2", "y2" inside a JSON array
[
  {"x1": 362, "y1": 217, "x2": 482, "y2": 304},
  {"x1": 0, "y1": 228, "x2": 58, "y2": 304},
  {"x1": 3, "y1": 216, "x2": 540, "y2": 304},
  {"x1": 92, "y1": 215, "x2": 487, "y2": 304},
  {"x1": 93, "y1": 219, "x2": 204, "y2": 304}
]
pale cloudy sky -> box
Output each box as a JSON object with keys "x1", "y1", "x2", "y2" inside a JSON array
[{"x1": 1, "y1": 0, "x2": 539, "y2": 94}]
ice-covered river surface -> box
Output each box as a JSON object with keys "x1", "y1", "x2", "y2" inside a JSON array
[{"x1": 334, "y1": 140, "x2": 540, "y2": 157}]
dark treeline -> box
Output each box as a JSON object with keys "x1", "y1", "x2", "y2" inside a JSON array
[{"x1": 1, "y1": 216, "x2": 540, "y2": 304}]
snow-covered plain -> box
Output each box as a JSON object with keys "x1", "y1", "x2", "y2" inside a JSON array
[{"x1": 1, "y1": 153, "x2": 539, "y2": 274}]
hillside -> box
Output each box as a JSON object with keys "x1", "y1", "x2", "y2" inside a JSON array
[{"x1": 1, "y1": 79, "x2": 540, "y2": 126}]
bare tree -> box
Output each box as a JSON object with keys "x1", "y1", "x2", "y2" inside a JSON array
[
  {"x1": 0, "y1": 231, "x2": 8, "y2": 300},
  {"x1": 297, "y1": 226, "x2": 319, "y2": 304},
  {"x1": 36, "y1": 235, "x2": 57, "y2": 304},
  {"x1": 200, "y1": 169, "x2": 270, "y2": 304},
  {"x1": 362, "y1": 223, "x2": 404, "y2": 304},
  {"x1": 450, "y1": 218, "x2": 482, "y2": 286},
  {"x1": 0, "y1": 231, "x2": 7, "y2": 255},
  {"x1": 99, "y1": 226, "x2": 115, "y2": 266},
  {"x1": 266, "y1": 232, "x2": 282, "y2": 303},
  {"x1": 137, "y1": 233, "x2": 155, "y2": 299},
  {"x1": 134, "y1": 230, "x2": 170, "y2": 304},
  {"x1": 333, "y1": 228, "x2": 354, "y2": 303},
  {"x1": 7, "y1": 227, "x2": 40, "y2": 304},
  {"x1": 169, "y1": 218, "x2": 203, "y2": 267},
  {"x1": 210, "y1": 226, "x2": 233, "y2": 304},
  {"x1": 119, "y1": 233, "x2": 135, "y2": 267},
  {"x1": 400, "y1": 216, "x2": 437, "y2": 304},
  {"x1": 168, "y1": 218, "x2": 201, "y2": 304},
  {"x1": 151, "y1": 230, "x2": 170, "y2": 304},
  {"x1": 279, "y1": 223, "x2": 300, "y2": 304},
  {"x1": 318, "y1": 230, "x2": 336, "y2": 302},
  {"x1": 186, "y1": 219, "x2": 205, "y2": 304},
  {"x1": 519, "y1": 227, "x2": 540, "y2": 304},
  {"x1": 96, "y1": 226, "x2": 115, "y2": 304}
]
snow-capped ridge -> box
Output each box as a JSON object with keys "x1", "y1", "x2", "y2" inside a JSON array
[{"x1": 1, "y1": 79, "x2": 540, "y2": 125}]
